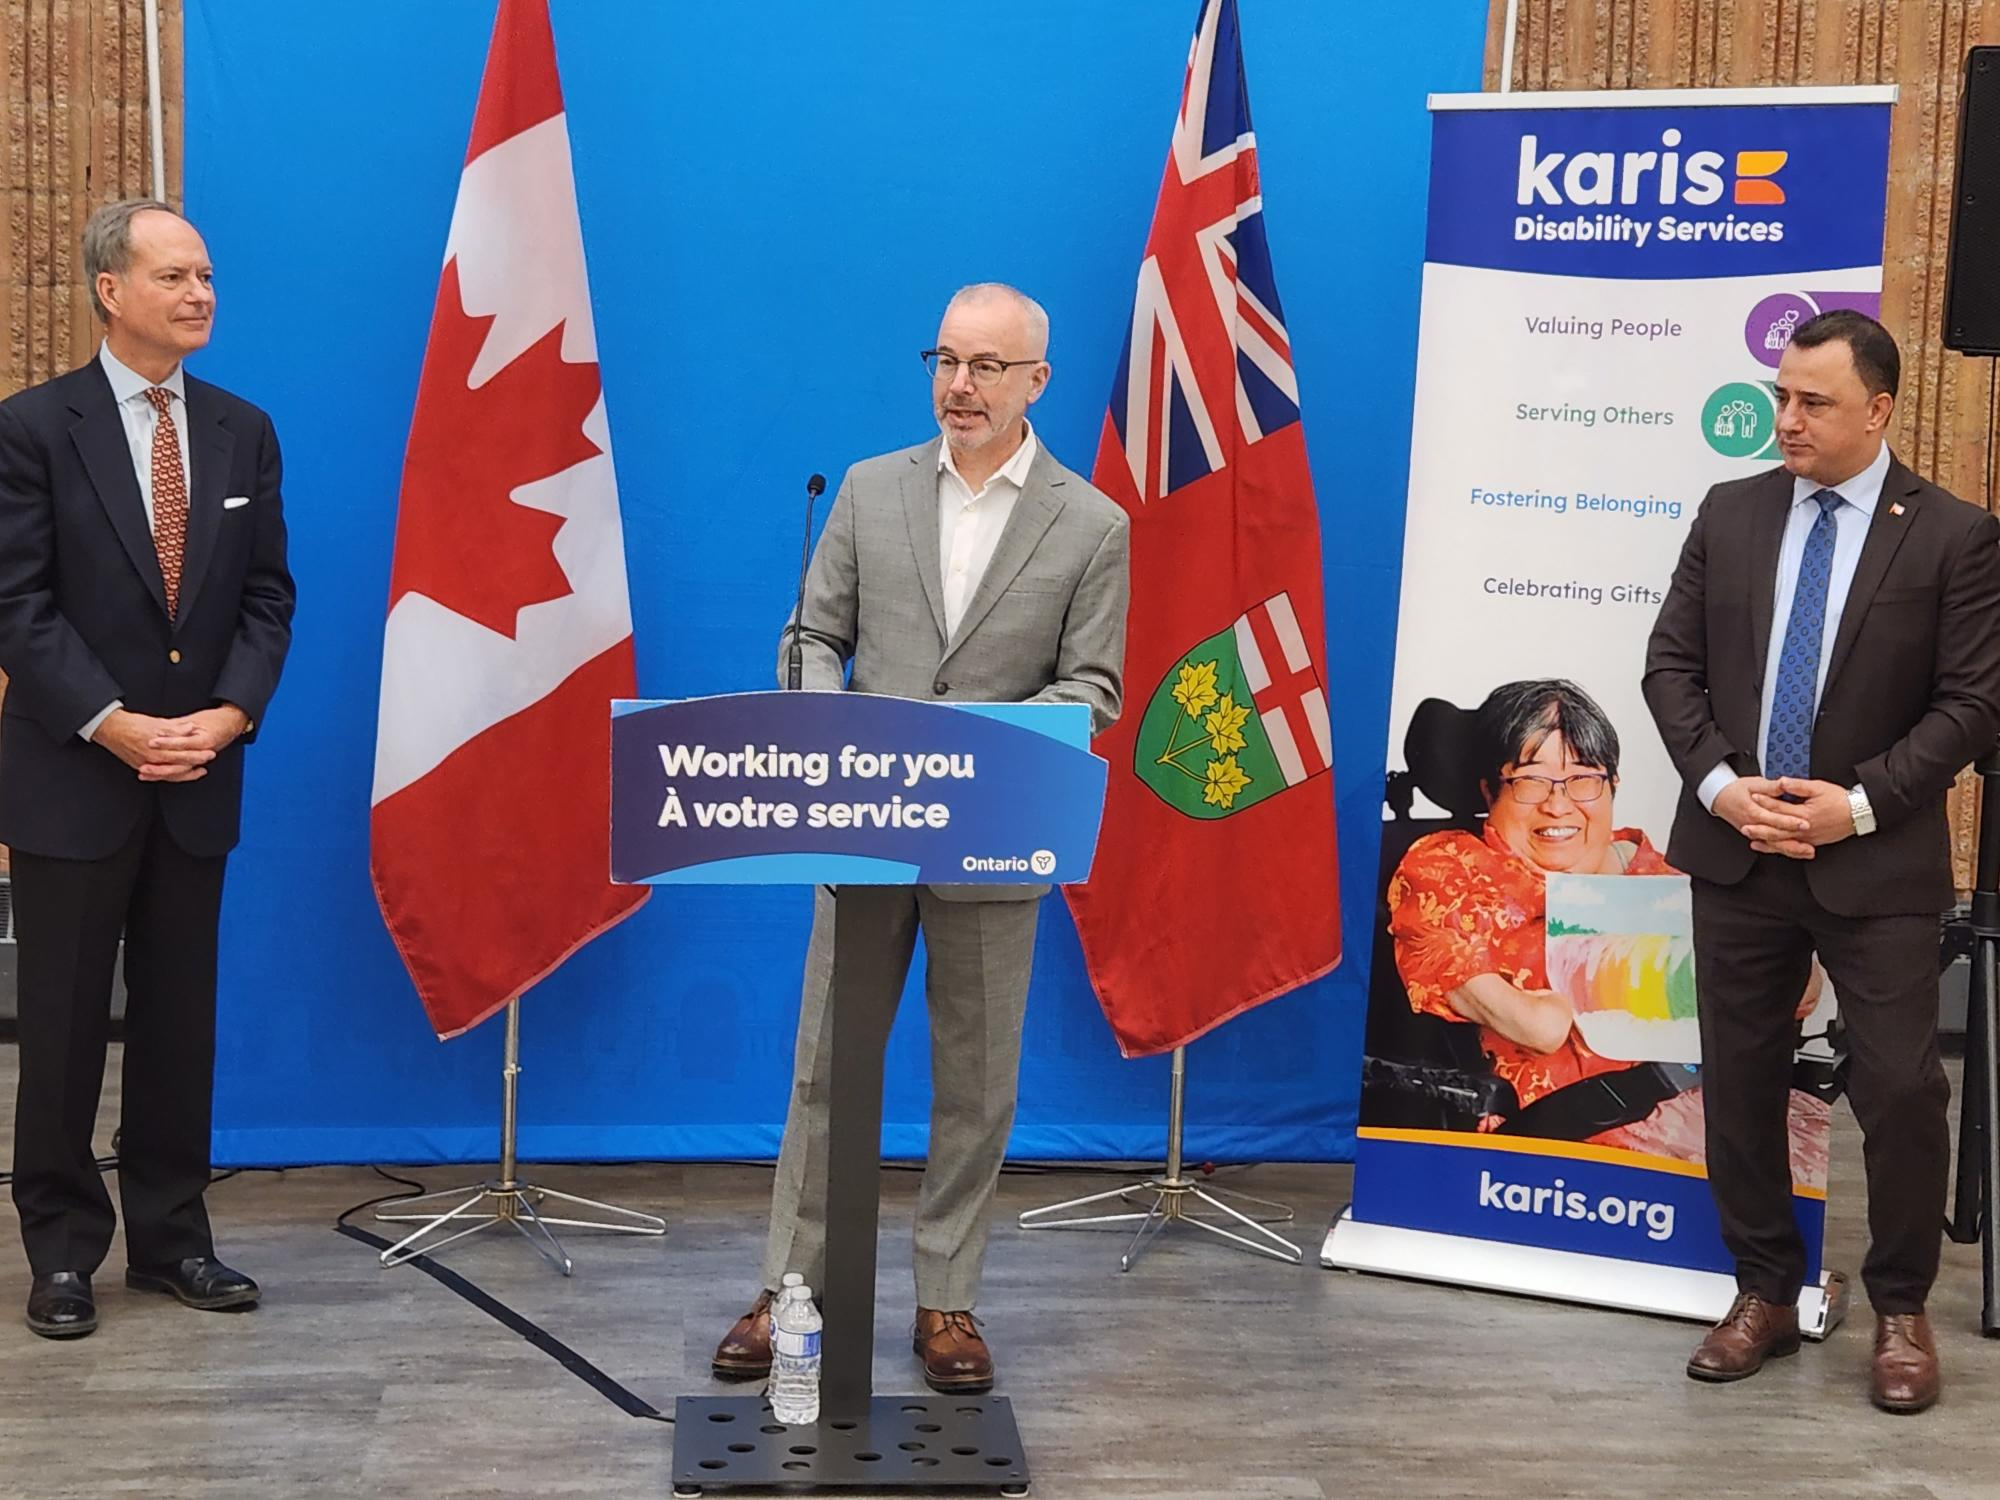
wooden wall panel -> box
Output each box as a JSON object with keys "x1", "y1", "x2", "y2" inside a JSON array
[
  {"x1": 1489, "y1": 0, "x2": 2000, "y2": 888},
  {"x1": 1, "y1": 1, "x2": 179, "y2": 398}
]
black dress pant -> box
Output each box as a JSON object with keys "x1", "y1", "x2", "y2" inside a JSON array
[
  {"x1": 1692, "y1": 857, "x2": 1948, "y2": 1315},
  {"x1": 9, "y1": 803, "x2": 226, "y2": 1276}
]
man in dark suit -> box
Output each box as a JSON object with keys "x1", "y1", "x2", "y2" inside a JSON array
[
  {"x1": 0, "y1": 200, "x2": 294, "y2": 1338},
  {"x1": 1645, "y1": 310, "x2": 2000, "y2": 1412}
]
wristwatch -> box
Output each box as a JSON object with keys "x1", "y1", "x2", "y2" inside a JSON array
[{"x1": 1847, "y1": 783, "x2": 1877, "y2": 837}]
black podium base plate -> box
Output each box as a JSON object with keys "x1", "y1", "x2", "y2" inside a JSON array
[{"x1": 670, "y1": 1393, "x2": 1030, "y2": 1494}]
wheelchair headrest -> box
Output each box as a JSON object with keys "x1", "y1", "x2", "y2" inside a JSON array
[{"x1": 1402, "y1": 697, "x2": 1489, "y2": 819}]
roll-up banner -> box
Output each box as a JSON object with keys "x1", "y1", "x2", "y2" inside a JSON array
[{"x1": 1324, "y1": 86, "x2": 1897, "y2": 1329}]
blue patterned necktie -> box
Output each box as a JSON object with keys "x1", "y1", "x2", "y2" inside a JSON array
[{"x1": 1763, "y1": 488, "x2": 1843, "y2": 781}]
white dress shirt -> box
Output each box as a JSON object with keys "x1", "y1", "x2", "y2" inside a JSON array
[
  {"x1": 79, "y1": 343, "x2": 191, "y2": 741},
  {"x1": 1697, "y1": 441, "x2": 1892, "y2": 811},
  {"x1": 938, "y1": 422, "x2": 1038, "y2": 639}
]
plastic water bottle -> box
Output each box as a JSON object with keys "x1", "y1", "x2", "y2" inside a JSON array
[{"x1": 769, "y1": 1272, "x2": 822, "y2": 1425}]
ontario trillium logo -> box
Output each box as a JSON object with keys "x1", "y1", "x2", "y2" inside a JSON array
[{"x1": 1133, "y1": 593, "x2": 1333, "y2": 819}]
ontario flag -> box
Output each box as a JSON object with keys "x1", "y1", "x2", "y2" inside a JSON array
[
  {"x1": 370, "y1": 0, "x2": 646, "y2": 1039},
  {"x1": 1064, "y1": 0, "x2": 1340, "y2": 1057}
]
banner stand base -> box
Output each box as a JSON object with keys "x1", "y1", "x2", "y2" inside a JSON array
[{"x1": 1320, "y1": 1207, "x2": 1849, "y2": 1339}]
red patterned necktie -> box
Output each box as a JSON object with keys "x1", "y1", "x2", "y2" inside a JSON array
[{"x1": 144, "y1": 386, "x2": 188, "y2": 617}]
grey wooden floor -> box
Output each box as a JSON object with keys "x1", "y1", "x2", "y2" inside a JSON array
[{"x1": 0, "y1": 1045, "x2": 1996, "y2": 1500}]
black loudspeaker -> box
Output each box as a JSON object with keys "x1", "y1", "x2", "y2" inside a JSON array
[{"x1": 1944, "y1": 46, "x2": 2000, "y2": 355}]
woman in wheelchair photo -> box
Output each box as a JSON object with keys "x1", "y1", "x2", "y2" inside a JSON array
[{"x1": 1383, "y1": 678, "x2": 1825, "y2": 1171}]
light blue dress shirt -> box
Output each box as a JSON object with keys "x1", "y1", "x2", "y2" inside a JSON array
[
  {"x1": 78, "y1": 343, "x2": 190, "y2": 743},
  {"x1": 1697, "y1": 441, "x2": 1892, "y2": 810}
]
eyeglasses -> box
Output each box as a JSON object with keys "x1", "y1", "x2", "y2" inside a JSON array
[
  {"x1": 1500, "y1": 772, "x2": 1609, "y2": 805},
  {"x1": 921, "y1": 350, "x2": 1042, "y2": 386}
]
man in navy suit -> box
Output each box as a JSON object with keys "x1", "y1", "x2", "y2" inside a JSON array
[{"x1": 0, "y1": 200, "x2": 295, "y2": 1338}]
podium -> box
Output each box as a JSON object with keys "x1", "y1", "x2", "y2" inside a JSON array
[{"x1": 611, "y1": 691, "x2": 1109, "y2": 1496}]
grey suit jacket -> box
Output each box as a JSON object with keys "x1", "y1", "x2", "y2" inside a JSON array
[{"x1": 777, "y1": 436, "x2": 1131, "y2": 901}]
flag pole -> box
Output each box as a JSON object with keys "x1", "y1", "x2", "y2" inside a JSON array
[
  {"x1": 1016, "y1": 1043, "x2": 1303, "y2": 1269},
  {"x1": 373, "y1": 998, "x2": 666, "y2": 1274},
  {"x1": 142, "y1": 0, "x2": 166, "y2": 200}
]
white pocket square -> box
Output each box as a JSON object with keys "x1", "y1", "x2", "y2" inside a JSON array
[{"x1": 222, "y1": 495, "x2": 251, "y2": 510}]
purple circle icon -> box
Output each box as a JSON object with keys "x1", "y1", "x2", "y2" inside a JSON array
[{"x1": 1745, "y1": 292, "x2": 1820, "y2": 367}]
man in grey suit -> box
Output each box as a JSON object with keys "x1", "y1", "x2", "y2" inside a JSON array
[{"x1": 713, "y1": 283, "x2": 1130, "y2": 1393}]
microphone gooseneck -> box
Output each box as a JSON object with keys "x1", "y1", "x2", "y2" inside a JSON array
[{"x1": 788, "y1": 473, "x2": 827, "y2": 691}]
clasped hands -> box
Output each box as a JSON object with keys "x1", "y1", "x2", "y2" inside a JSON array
[
  {"x1": 92, "y1": 705, "x2": 250, "y2": 783},
  {"x1": 1714, "y1": 775, "x2": 1854, "y2": 861}
]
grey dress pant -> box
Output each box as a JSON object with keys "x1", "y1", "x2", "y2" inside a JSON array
[{"x1": 761, "y1": 885, "x2": 1040, "y2": 1311}]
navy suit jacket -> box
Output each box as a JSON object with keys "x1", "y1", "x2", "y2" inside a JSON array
[{"x1": 0, "y1": 357, "x2": 295, "y2": 859}]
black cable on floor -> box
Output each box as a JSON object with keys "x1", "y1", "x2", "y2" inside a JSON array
[
  {"x1": 333, "y1": 1165, "x2": 430, "y2": 1227},
  {"x1": 332, "y1": 1167, "x2": 671, "y2": 1425},
  {"x1": 334, "y1": 1222, "x2": 671, "y2": 1423},
  {"x1": 320, "y1": 1153, "x2": 1266, "y2": 1427}
]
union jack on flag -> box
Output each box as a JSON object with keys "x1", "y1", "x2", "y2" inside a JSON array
[
  {"x1": 1106, "y1": 0, "x2": 1301, "y2": 506},
  {"x1": 1068, "y1": 0, "x2": 1341, "y2": 1059}
]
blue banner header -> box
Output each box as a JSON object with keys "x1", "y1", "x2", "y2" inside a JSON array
[{"x1": 1425, "y1": 101, "x2": 1892, "y2": 279}]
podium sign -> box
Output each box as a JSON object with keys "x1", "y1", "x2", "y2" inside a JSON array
[
  {"x1": 612, "y1": 692, "x2": 1105, "y2": 887},
  {"x1": 619, "y1": 691, "x2": 1107, "y2": 1495}
]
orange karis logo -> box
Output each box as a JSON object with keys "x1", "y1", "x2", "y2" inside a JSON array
[{"x1": 1733, "y1": 150, "x2": 1788, "y2": 204}]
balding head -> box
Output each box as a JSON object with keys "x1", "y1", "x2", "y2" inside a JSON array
[{"x1": 943, "y1": 283, "x2": 1050, "y2": 360}]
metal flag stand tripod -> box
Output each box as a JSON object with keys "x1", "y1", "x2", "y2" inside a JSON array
[
  {"x1": 1016, "y1": 1044, "x2": 1302, "y2": 1269},
  {"x1": 374, "y1": 998, "x2": 666, "y2": 1275}
]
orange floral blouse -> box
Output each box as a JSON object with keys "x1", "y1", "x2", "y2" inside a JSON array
[{"x1": 1387, "y1": 824, "x2": 1674, "y2": 1109}]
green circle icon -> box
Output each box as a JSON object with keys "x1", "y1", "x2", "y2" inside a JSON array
[{"x1": 1702, "y1": 382, "x2": 1778, "y2": 459}]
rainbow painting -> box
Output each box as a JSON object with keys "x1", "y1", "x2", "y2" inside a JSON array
[{"x1": 1544, "y1": 873, "x2": 1700, "y2": 1064}]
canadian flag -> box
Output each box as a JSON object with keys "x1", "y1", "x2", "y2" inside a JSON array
[{"x1": 370, "y1": 0, "x2": 646, "y2": 1039}]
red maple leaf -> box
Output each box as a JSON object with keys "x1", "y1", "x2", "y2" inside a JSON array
[{"x1": 391, "y1": 258, "x2": 602, "y2": 638}]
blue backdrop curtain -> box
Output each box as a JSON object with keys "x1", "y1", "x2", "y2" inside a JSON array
[{"x1": 180, "y1": 0, "x2": 1487, "y2": 1166}]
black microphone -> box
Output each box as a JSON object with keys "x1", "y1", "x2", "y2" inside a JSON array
[{"x1": 787, "y1": 472, "x2": 828, "y2": 691}]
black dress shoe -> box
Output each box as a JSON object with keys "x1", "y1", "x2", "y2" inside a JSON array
[
  {"x1": 125, "y1": 1257, "x2": 260, "y2": 1311},
  {"x1": 26, "y1": 1272, "x2": 97, "y2": 1339}
]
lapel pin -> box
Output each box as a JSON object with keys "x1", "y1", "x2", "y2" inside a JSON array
[{"x1": 1891, "y1": 502, "x2": 1906, "y2": 516}]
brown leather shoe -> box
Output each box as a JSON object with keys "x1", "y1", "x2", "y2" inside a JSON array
[
  {"x1": 712, "y1": 1289, "x2": 775, "y2": 1381},
  {"x1": 1872, "y1": 1312, "x2": 1941, "y2": 1414},
  {"x1": 1686, "y1": 1292, "x2": 1801, "y2": 1382},
  {"x1": 913, "y1": 1307, "x2": 994, "y2": 1393}
]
